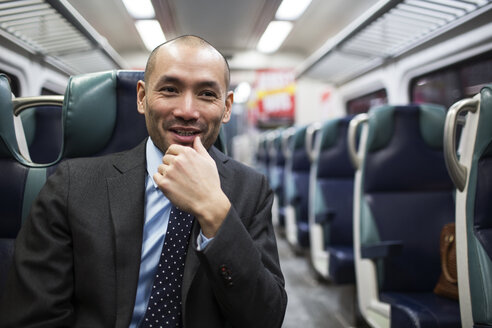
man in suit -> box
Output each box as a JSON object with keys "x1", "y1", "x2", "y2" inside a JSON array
[{"x1": 0, "y1": 36, "x2": 287, "y2": 327}]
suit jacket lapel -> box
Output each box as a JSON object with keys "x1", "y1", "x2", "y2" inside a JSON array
[
  {"x1": 106, "y1": 142, "x2": 147, "y2": 327},
  {"x1": 181, "y1": 146, "x2": 231, "y2": 314}
]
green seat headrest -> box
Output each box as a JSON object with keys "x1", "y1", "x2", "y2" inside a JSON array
[
  {"x1": 62, "y1": 70, "x2": 117, "y2": 158},
  {"x1": 0, "y1": 74, "x2": 20, "y2": 159}
]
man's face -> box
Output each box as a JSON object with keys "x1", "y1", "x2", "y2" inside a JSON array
[{"x1": 137, "y1": 43, "x2": 233, "y2": 153}]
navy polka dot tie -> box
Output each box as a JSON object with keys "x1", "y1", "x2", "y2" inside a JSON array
[{"x1": 140, "y1": 205, "x2": 194, "y2": 328}]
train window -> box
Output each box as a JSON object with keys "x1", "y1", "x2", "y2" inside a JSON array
[
  {"x1": 0, "y1": 70, "x2": 20, "y2": 96},
  {"x1": 411, "y1": 52, "x2": 492, "y2": 109},
  {"x1": 41, "y1": 87, "x2": 59, "y2": 95},
  {"x1": 346, "y1": 89, "x2": 388, "y2": 115}
]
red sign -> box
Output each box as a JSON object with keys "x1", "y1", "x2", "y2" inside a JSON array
[{"x1": 251, "y1": 69, "x2": 295, "y2": 126}]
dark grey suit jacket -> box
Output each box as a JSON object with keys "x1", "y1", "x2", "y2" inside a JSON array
[{"x1": 0, "y1": 141, "x2": 287, "y2": 328}]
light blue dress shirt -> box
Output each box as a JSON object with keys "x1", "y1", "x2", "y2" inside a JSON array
[{"x1": 129, "y1": 139, "x2": 213, "y2": 328}]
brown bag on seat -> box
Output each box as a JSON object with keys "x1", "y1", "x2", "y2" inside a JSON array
[{"x1": 433, "y1": 222, "x2": 458, "y2": 300}]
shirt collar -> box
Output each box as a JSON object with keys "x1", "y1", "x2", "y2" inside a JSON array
[{"x1": 145, "y1": 138, "x2": 164, "y2": 189}]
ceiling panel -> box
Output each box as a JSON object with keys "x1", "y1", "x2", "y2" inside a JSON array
[
  {"x1": 0, "y1": 0, "x2": 124, "y2": 74},
  {"x1": 299, "y1": 0, "x2": 492, "y2": 84}
]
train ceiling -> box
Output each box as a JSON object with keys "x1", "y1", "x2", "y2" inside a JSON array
[{"x1": 0, "y1": 0, "x2": 491, "y2": 84}]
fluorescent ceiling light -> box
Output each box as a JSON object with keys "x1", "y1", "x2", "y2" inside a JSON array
[
  {"x1": 135, "y1": 20, "x2": 166, "y2": 51},
  {"x1": 257, "y1": 21, "x2": 293, "y2": 54},
  {"x1": 123, "y1": 0, "x2": 155, "y2": 19},
  {"x1": 276, "y1": 0, "x2": 312, "y2": 20}
]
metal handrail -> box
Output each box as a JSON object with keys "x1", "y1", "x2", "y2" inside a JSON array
[
  {"x1": 443, "y1": 94, "x2": 480, "y2": 191},
  {"x1": 348, "y1": 113, "x2": 369, "y2": 169},
  {"x1": 13, "y1": 95, "x2": 64, "y2": 116},
  {"x1": 305, "y1": 122, "x2": 322, "y2": 163}
]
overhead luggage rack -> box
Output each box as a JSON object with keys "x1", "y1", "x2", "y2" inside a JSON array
[
  {"x1": 0, "y1": 0, "x2": 124, "y2": 75},
  {"x1": 297, "y1": 0, "x2": 492, "y2": 84}
]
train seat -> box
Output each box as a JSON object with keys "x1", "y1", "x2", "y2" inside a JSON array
[
  {"x1": 255, "y1": 133, "x2": 270, "y2": 178},
  {"x1": 0, "y1": 70, "x2": 147, "y2": 294},
  {"x1": 309, "y1": 116, "x2": 355, "y2": 283},
  {"x1": 267, "y1": 129, "x2": 287, "y2": 229},
  {"x1": 444, "y1": 85, "x2": 492, "y2": 328},
  {"x1": 284, "y1": 125, "x2": 311, "y2": 249},
  {"x1": 350, "y1": 104, "x2": 460, "y2": 328}
]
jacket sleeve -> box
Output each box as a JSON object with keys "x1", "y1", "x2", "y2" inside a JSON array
[
  {"x1": 195, "y1": 173, "x2": 288, "y2": 328},
  {"x1": 0, "y1": 161, "x2": 75, "y2": 328}
]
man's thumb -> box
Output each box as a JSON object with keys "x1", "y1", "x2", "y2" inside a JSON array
[{"x1": 193, "y1": 136, "x2": 207, "y2": 154}]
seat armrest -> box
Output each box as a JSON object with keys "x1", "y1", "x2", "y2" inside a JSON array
[{"x1": 361, "y1": 240, "x2": 403, "y2": 259}]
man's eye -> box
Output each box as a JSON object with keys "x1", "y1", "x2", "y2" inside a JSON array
[
  {"x1": 201, "y1": 91, "x2": 217, "y2": 98},
  {"x1": 161, "y1": 86, "x2": 177, "y2": 93}
]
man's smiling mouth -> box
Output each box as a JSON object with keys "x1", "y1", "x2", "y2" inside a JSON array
[{"x1": 174, "y1": 130, "x2": 199, "y2": 136}]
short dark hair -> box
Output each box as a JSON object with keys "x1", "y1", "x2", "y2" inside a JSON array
[{"x1": 144, "y1": 35, "x2": 230, "y2": 89}]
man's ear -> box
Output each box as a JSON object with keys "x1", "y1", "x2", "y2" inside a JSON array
[
  {"x1": 137, "y1": 80, "x2": 146, "y2": 114},
  {"x1": 222, "y1": 91, "x2": 233, "y2": 123}
]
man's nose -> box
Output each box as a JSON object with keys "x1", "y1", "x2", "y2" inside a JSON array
[{"x1": 174, "y1": 92, "x2": 199, "y2": 121}]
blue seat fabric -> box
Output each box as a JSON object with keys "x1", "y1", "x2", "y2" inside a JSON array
[
  {"x1": 381, "y1": 292, "x2": 461, "y2": 328},
  {"x1": 23, "y1": 107, "x2": 62, "y2": 164},
  {"x1": 0, "y1": 160, "x2": 27, "y2": 293},
  {"x1": 326, "y1": 245, "x2": 355, "y2": 284}
]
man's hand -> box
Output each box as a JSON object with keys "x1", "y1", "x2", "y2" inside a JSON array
[{"x1": 154, "y1": 137, "x2": 231, "y2": 238}]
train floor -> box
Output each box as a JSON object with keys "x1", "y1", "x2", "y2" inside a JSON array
[{"x1": 277, "y1": 232, "x2": 370, "y2": 328}]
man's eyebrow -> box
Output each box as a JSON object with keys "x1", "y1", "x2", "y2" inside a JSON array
[
  {"x1": 155, "y1": 75, "x2": 183, "y2": 87},
  {"x1": 196, "y1": 80, "x2": 222, "y2": 92}
]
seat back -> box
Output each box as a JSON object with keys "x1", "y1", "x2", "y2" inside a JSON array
[
  {"x1": 309, "y1": 116, "x2": 355, "y2": 279},
  {"x1": 267, "y1": 129, "x2": 286, "y2": 227},
  {"x1": 284, "y1": 125, "x2": 311, "y2": 248},
  {"x1": 315, "y1": 116, "x2": 355, "y2": 248},
  {"x1": 255, "y1": 133, "x2": 270, "y2": 178},
  {"x1": 445, "y1": 85, "x2": 492, "y2": 327},
  {"x1": 351, "y1": 104, "x2": 455, "y2": 324},
  {"x1": 362, "y1": 105, "x2": 454, "y2": 292}
]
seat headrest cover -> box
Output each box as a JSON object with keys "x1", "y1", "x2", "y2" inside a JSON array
[
  {"x1": 418, "y1": 103, "x2": 446, "y2": 149},
  {"x1": 476, "y1": 85, "x2": 492, "y2": 159},
  {"x1": 363, "y1": 105, "x2": 451, "y2": 192},
  {"x1": 367, "y1": 104, "x2": 446, "y2": 152},
  {"x1": 319, "y1": 119, "x2": 339, "y2": 150},
  {"x1": 0, "y1": 74, "x2": 18, "y2": 159},
  {"x1": 292, "y1": 126, "x2": 307, "y2": 149},
  {"x1": 63, "y1": 70, "x2": 117, "y2": 157}
]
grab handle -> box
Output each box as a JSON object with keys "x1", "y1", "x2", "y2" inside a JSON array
[
  {"x1": 348, "y1": 113, "x2": 369, "y2": 169},
  {"x1": 443, "y1": 95, "x2": 479, "y2": 191},
  {"x1": 305, "y1": 122, "x2": 321, "y2": 163}
]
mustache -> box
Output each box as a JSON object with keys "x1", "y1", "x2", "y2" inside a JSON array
[{"x1": 163, "y1": 118, "x2": 207, "y2": 131}]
